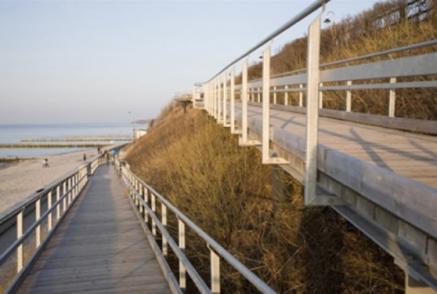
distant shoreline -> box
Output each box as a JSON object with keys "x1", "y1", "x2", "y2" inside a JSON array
[
  {"x1": 0, "y1": 147, "x2": 93, "y2": 161},
  {"x1": 0, "y1": 143, "x2": 109, "y2": 148},
  {"x1": 0, "y1": 148, "x2": 97, "y2": 215}
]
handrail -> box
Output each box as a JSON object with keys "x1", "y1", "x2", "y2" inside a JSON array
[
  {"x1": 0, "y1": 144, "x2": 126, "y2": 292},
  {"x1": 0, "y1": 143, "x2": 127, "y2": 226},
  {"x1": 119, "y1": 161, "x2": 276, "y2": 294},
  {"x1": 0, "y1": 174, "x2": 88, "y2": 264},
  {"x1": 269, "y1": 38, "x2": 437, "y2": 79},
  {"x1": 206, "y1": 0, "x2": 329, "y2": 83}
]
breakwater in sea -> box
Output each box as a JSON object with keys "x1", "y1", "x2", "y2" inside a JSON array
[{"x1": 0, "y1": 143, "x2": 108, "y2": 148}]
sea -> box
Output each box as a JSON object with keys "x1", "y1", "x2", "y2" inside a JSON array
[{"x1": 0, "y1": 123, "x2": 132, "y2": 158}]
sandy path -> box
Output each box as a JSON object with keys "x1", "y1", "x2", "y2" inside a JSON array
[{"x1": 0, "y1": 149, "x2": 98, "y2": 216}]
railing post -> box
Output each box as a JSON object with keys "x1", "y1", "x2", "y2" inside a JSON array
[
  {"x1": 304, "y1": 14, "x2": 321, "y2": 205},
  {"x1": 56, "y1": 185, "x2": 61, "y2": 220},
  {"x1": 75, "y1": 174, "x2": 78, "y2": 198},
  {"x1": 48, "y1": 191, "x2": 52, "y2": 231},
  {"x1": 161, "y1": 203, "x2": 168, "y2": 256},
  {"x1": 73, "y1": 175, "x2": 76, "y2": 200},
  {"x1": 273, "y1": 86, "x2": 277, "y2": 104},
  {"x1": 389, "y1": 77, "x2": 396, "y2": 117},
  {"x1": 36, "y1": 198, "x2": 41, "y2": 248},
  {"x1": 299, "y1": 84, "x2": 304, "y2": 107},
  {"x1": 284, "y1": 85, "x2": 289, "y2": 106},
  {"x1": 210, "y1": 82, "x2": 213, "y2": 115},
  {"x1": 230, "y1": 68, "x2": 237, "y2": 134},
  {"x1": 257, "y1": 87, "x2": 261, "y2": 103},
  {"x1": 212, "y1": 82, "x2": 215, "y2": 118},
  {"x1": 63, "y1": 181, "x2": 67, "y2": 213},
  {"x1": 210, "y1": 248, "x2": 220, "y2": 293},
  {"x1": 262, "y1": 45, "x2": 288, "y2": 165},
  {"x1": 16, "y1": 210, "x2": 23, "y2": 273},
  {"x1": 144, "y1": 187, "x2": 149, "y2": 223},
  {"x1": 139, "y1": 183, "x2": 144, "y2": 214},
  {"x1": 223, "y1": 74, "x2": 228, "y2": 126},
  {"x1": 151, "y1": 193, "x2": 156, "y2": 236},
  {"x1": 208, "y1": 83, "x2": 211, "y2": 114},
  {"x1": 216, "y1": 81, "x2": 220, "y2": 120},
  {"x1": 212, "y1": 82, "x2": 214, "y2": 115},
  {"x1": 262, "y1": 45, "x2": 272, "y2": 163},
  {"x1": 346, "y1": 80, "x2": 352, "y2": 112},
  {"x1": 206, "y1": 83, "x2": 210, "y2": 113},
  {"x1": 240, "y1": 59, "x2": 249, "y2": 144},
  {"x1": 178, "y1": 219, "x2": 186, "y2": 289},
  {"x1": 67, "y1": 176, "x2": 74, "y2": 207}
]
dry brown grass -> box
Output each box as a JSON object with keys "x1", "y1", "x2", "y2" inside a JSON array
[
  {"x1": 238, "y1": 0, "x2": 437, "y2": 119},
  {"x1": 126, "y1": 105, "x2": 404, "y2": 293}
]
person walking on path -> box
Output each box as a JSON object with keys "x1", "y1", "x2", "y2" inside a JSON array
[{"x1": 42, "y1": 158, "x2": 49, "y2": 168}]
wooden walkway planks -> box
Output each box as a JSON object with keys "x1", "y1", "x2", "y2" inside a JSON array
[
  {"x1": 244, "y1": 103, "x2": 437, "y2": 188},
  {"x1": 16, "y1": 164, "x2": 170, "y2": 294}
]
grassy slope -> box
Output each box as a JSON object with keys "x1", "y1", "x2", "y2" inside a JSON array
[{"x1": 126, "y1": 105, "x2": 404, "y2": 293}]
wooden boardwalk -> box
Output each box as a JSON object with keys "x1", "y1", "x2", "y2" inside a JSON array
[
  {"x1": 16, "y1": 164, "x2": 170, "y2": 294},
  {"x1": 243, "y1": 103, "x2": 437, "y2": 188}
]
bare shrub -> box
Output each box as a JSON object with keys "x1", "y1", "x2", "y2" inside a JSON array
[{"x1": 126, "y1": 107, "x2": 404, "y2": 293}]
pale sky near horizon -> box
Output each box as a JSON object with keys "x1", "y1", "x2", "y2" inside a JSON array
[{"x1": 0, "y1": 0, "x2": 379, "y2": 124}]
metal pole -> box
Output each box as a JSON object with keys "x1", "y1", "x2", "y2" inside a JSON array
[
  {"x1": 241, "y1": 59, "x2": 249, "y2": 144},
  {"x1": 56, "y1": 185, "x2": 61, "y2": 220},
  {"x1": 284, "y1": 85, "x2": 289, "y2": 106},
  {"x1": 262, "y1": 46, "x2": 271, "y2": 163},
  {"x1": 389, "y1": 77, "x2": 396, "y2": 117},
  {"x1": 230, "y1": 68, "x2": 237, "y2": 133},
  {"x1": 178, "y1": 219, "x2": 186, "y2": 289},
  {"x1": 299, "y1": 84, "x2": 304, "y2": 107},
  {"x1": 304, "y1": 15, "x2": 321, "y2": 205},
  {"x1": 48, "y1": 191, "x2": 52, "y2": 231},
  {"x1": 144, "y1": 187, "x2": 149, "y2": 223},
  {"x1": 151, "y1": 194, "x2": 156, "y2": 236},
  {"x1": 218, "y1": 80, "x2": 222, "y2": 123},
  {"x1": 161, "y1": 203, "x2": 168, "y2": 256},
  {"x1": 210, "y1": 249, "x2": 220, "y2": 293},
  {"x1": 16, "y1": 211, "x2": 23, "y2": 273},
  {"x1": 223, "y1": 74, "x2": 228, "y2": 126},
  {"x1": 36, "y1": 198, "x2": 41, "y2": 248},
  {"x1": 346, "y1": 80, "x2": 352, "y2": 112}
]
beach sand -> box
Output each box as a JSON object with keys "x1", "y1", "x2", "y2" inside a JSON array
[{"x1": 0, "y1": 149, "x2": 98, "y2": 216}]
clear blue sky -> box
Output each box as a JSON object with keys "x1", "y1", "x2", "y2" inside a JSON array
[{"x1": 0, "y1": 0, "x2": 379, "y2": 124}]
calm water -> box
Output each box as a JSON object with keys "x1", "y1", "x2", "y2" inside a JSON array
[{"x1": 0, "y1": 124, "x2": 132, "y2": 158}]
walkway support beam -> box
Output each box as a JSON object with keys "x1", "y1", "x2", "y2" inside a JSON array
[
  {"x1": 262, "y1": 45, "x2": 288, "y2": 165},
  {"x1": 304, "y1": 14, "x2": 341, "y2": 206},
  {"x1": 230, "y1": 68, "x2": 239, "y2": 134}
]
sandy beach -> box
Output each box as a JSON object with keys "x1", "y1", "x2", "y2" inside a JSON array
[{"x1": 0, "y1": 149, "x2": 97, "y2": 216}]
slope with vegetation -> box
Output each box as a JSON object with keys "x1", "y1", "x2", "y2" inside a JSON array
[
  {"x1": 125, "y1": 1, "x2": 437, "y2": 292},
  {"x1": 125, "y1": 104, "x2": 404, "y2": 293}
]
